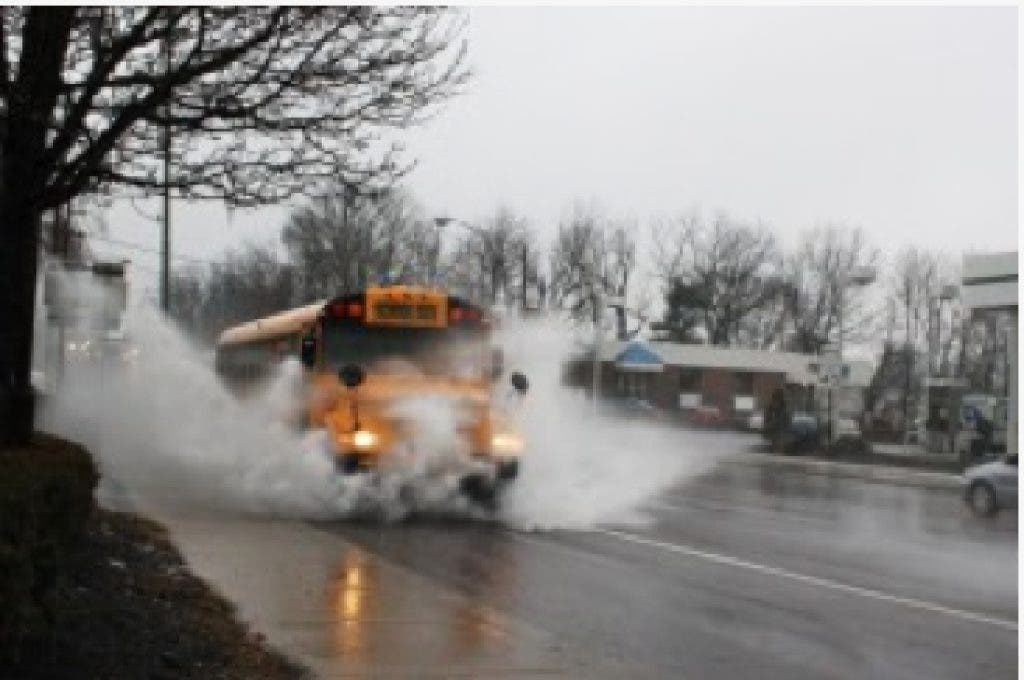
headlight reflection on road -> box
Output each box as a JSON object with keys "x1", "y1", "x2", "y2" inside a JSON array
[
  {"x1": 331, "y1": 548, "x2": 373, "y2": 661},
  {"x1": 454, "y1": 601, "x2": 508, "y2": 651},
  {"x1": 328, "y1": 542, "x2": 517, "y2": 666}
]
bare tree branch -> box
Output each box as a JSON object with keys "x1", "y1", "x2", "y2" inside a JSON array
[
  {"x1": 654, "y1": 212, "x2": 781, "y2": 347},
  {"x1": 782, "y1": 224, "x2": 880, "y2": 353}
]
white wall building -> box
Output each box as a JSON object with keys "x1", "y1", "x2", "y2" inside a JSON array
[{"x1": 962, "y1": 251, "x2": 1017, "y2": 454}]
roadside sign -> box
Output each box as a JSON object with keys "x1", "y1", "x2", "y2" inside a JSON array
[{"x1": 46, "y1": 263, "x2": 128, "y2": 332}]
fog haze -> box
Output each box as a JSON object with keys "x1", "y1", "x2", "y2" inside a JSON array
[{"x1": 94, "y1": 5, "x2": 1018, "y2": 285}]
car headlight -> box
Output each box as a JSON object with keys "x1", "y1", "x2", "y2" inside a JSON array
[
  {"x1": 491, "y1": 432, "x2": 524, "y2": 455},
  {"x1": 352, "y1": 429, "x2": 378, "y2": 449}
]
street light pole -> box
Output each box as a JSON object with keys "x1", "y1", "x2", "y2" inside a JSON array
[
  {"x1": 830, "y1": 266, "x2": 876, "y2": 446},
  {"x1": 829, "y1": 281, "x2": 846, "y2": 447},
  {"x1": 430, "y1": 217, "x2": 452, "y2": 286},
  {"x1": 903, "y1": 278, "x2": 913, "y2": 446},
  {"x1": 521, "y1": 242, "x2": 528, "y2": 314},
  {"x1": 588, "y1": 244, "x2": 603, "y2": 416},
  {"x1": 591, "y1": 291, "x2": 603, "y2": 416}
]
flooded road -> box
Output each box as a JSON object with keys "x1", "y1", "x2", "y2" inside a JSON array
[{"x1": 136, "y1": 458, "x2": 1017, "y2": 679}]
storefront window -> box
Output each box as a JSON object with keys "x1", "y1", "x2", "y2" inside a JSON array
[
  {"x1": 679, "y1": 368, "x2": 701, "y2": 391},
  {"x1": 678, "y1": 367, "x2": 702, "y2": 409}
]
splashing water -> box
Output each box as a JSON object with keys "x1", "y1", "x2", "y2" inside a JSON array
[
  {"x1": 498, "y1": 317, "x2": 722, "y2": 529},
  {"x1": 45, "y1": 305, "x2": 363, "y2": 519},
  {"x1": 40, "y1": 288, "x2": 722, "y2": 528}
]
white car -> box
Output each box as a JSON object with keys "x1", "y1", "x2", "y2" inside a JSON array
[{"x1": 963, "y1": 455, "x2": 1018, "y2": 516}]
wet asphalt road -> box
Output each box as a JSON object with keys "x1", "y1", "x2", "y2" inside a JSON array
[{"x1": 146, "y1": 459, "x2": 1017, "y2": 680}]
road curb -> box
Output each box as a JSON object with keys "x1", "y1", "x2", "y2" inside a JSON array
[{"x1": 724, "y1": 452, "x2": 963, "y2": 490}]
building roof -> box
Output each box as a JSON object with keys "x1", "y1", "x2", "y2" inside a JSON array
[
  {"x1": 615, "y1": 342, "x2": 665, "y2": 372},
  {"x1": 600, "y1": 340, "x2": 823, "y2": 385}
]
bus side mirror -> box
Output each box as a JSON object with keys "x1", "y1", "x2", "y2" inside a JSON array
[
  {"x1": 339, "y1": 364, "x2": 365, "y2": 389},
  {"x1": 300, "y1": 337, "x2": 316, "y2": 368},
  {"x1": 510, "y1": 371, "x2": 529, "y2": 394}
]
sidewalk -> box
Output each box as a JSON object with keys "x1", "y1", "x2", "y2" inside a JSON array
[
  {"x1": 729, "y1": 441, "x2": 965, "y2": 490},
  {"x1": 870, "y1": 442, "x2": 960, "y2": 465}
]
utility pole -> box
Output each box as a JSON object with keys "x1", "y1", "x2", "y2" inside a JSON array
[
  {"x1": 520, "y1": 242, "x2": 528, "y2": 313},
  {"x1": 591, "y1": 287, "x2": 602, "y2": 416},
  {"x1": 343, "y1": 186, "x2": 361, "y2": 289},
  {"x1": 886, "y1": 297, "x2": 895, "y2": 348},
  {"x1": 904, "y1": 278, "x2": 913, "y2": 445},
  {"x1": 160, "y1": 129, "x2": 170, "y2": 312},
  {"x1": 160, "y1": 35, "x2": 171, "y2": 313},
  {"x1": 491, "y1": 249, "x2": 502, "y2": 307},
  {"x1": 589, "y1": 246, "x2": 603, "y2": 416}
]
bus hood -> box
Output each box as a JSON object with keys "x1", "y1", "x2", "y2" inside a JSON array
[
  {"x1": 338, "y1": 373, "x2": 493, "y2": 405},
  {"x1": 315, "y1": 373, "x2": 516, "y2": 461}
]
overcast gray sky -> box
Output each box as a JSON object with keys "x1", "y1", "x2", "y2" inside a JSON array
[{"x1": 97, "y1": 5, "x2": 1018, "y2": 289}]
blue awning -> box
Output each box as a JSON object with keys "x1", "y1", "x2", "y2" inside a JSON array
[{"x1": 614, "y1": 342, "x2": 664, "y2": 372}]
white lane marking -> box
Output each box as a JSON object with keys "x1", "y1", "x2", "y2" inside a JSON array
[{"x1": 595, "y1": 528, "x2": 1017, "y2": 632}]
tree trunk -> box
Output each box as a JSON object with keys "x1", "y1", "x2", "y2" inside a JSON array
[
  {"x1": 0, "y1": 8, "x2": 76, "y2": 447},
  {"x1": 0, "y1": 196, "x2": 42, "y2": 447}
]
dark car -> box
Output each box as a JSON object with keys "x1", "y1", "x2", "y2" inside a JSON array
[{"x1": 785, "y1": 412, "x2": 819, "y2": 452}]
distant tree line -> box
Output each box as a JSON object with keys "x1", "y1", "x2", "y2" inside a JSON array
[{"x1": 167, "y1": 187, "x2": 1000, "y2": 399}]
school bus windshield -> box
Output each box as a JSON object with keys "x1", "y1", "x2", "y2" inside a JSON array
[{"x1": 322, "y1": 318, "x2": 490, "y2": 379}]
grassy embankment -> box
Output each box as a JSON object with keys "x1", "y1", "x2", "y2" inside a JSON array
[{"x1": 0, "y1": 433, "x2": 306, "y2": 679}]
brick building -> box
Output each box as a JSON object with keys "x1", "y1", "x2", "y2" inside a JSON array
[{"x1": 593, "y1": 341, "x2": 819, "y2": 425}]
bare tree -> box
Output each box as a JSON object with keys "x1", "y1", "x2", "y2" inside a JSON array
[
  {"x1": 653, "y1": 212, "x2": 781, "y2": 347},
  {"x1": 0, "y1": 7, "x2": 467, "y2": 443},
  {"x1": 281, "y1": 187, "x2": 442, "y2": 299},
  {"x1": 886, "y1": 247, "x2": 954, "y2": 355},
  {"x1": 448, "y1": 207, "x2": 531, "y2": 307},
  {"x1": 549, "y1": 208, "x2": 602, "y2": 320},
  {"x1": 170, "y1": 245, "x2": 296, "y2": 343},
  {"x1": 874, "y1": 247, "x2": 960, "y2": 433},
  {"x1": 549, "y1": 205, "x2": 636, "y2": 329},
  {"x1": 507, "y1": 229, "x2": 544, "y2": 313},
  {"x1": 782, "y1": 225, "x2": 880, "y2": 353},
  {"x1": 604, "y1": 225, "x2": 636, "y2": 338}
]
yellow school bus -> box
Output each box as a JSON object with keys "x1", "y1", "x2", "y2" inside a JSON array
[{"x1": 215, "y1": 285, "x2": 528, "y2": 505}]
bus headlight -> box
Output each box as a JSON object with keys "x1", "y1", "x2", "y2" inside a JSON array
[
  {"x1": 491, "y1": 432, "x2": 524, "y2": 455},
  {"x1": 352, "y1": 429, "x2": 378, "y2": 449}
]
